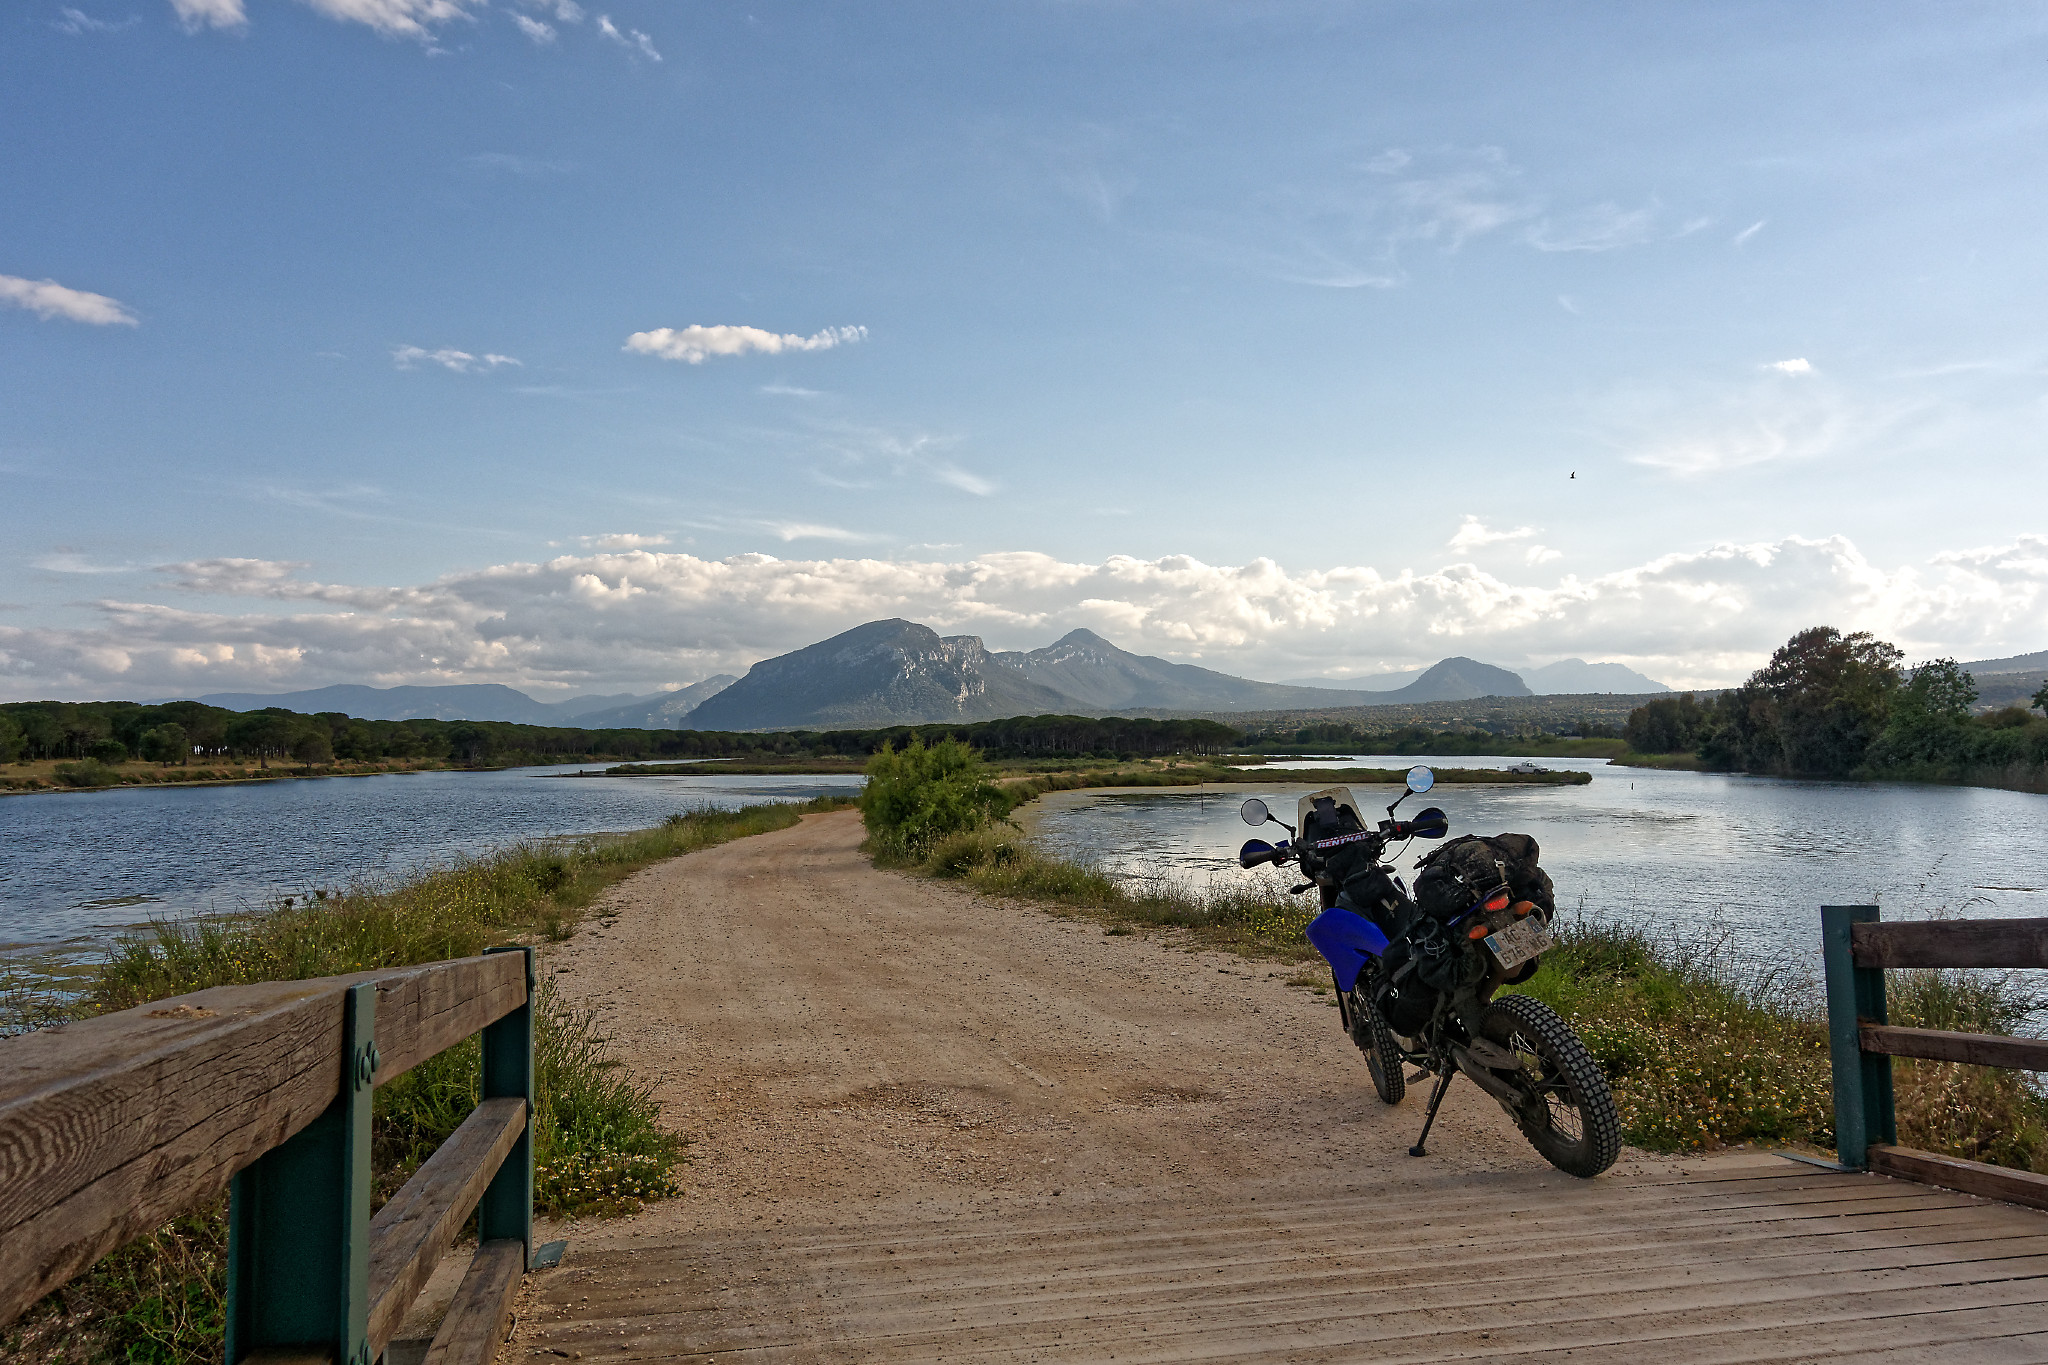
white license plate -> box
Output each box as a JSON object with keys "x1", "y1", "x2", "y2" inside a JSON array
[{"x1": 1483, "y1": 917, "x2": 1554, "y2": 971}]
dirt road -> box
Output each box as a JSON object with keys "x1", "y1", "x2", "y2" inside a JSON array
[{"x1": 541, "y1": 809, "x2": 1577, "y2": 1231}]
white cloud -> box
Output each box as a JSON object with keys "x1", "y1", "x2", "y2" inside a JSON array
[
  {"x1": 170, "y1": 0, "x2": 245, "y2": 29},
  {"x1": 625, "y1": 324, "x2": 865, "y2": 364},
  {"x1": 1733, "y1": 220, "x2": 1767, "y2": 247},
  {"x1": 1526, "y1": 200, "x2": 1660, "y2": 253},
  {"x1": 579, "y1": 532, "x2": 670, "y2": 550},
  {"x1": 171, "y1": 0, "x2": 487, "y2": 39},
  {"x1": 1524, "y1": 545, "x2": 1563, "y2": 566},
  {"x1": 766, "y1": 522, "x2": 870, "y2": 543},
  {"x1": 0, "y1": 273, "x2": 139, "y2": 326},
  {"x1": 596, "y1": 13, "x2": 658, "y2": 59},
  {"x1": 297, "y1": 0, "x2": 479, "y2": 40},
  {"x1": 9, "y1": 533, "x2": 2044, "y2": 700},
  {"x1": 32, "y1": 552, "x2": 131, "y2": 575},
  {"x1": 519, "y1": 0, "x2": 580, "y2": 19},
  {"x1": 1608, "y1": 368, "x2": 1899, "y2": 478},
  {"x1": 1448, "y1": 516, "x2": 1536, "y2": 552},
  {"x1": 759, "y1": 383, "x2": 825, "y2": 398},
  {"x1": 1769, "y1": 357, "x2": 1813, "y2": 375},
  {"x1": 391, "y1": 345, "x2": 521, "y2": 372},
  {"x1": 54, "y1": 7, "x2": 138, "y2": 33},
  {"x1": 511, "y1": 13, "x2": 553, "y2": 42}
]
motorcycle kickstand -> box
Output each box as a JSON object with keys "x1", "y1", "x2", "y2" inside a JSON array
[{"x1": 1408, "y1": 1068, "x2": 1456, "y2": 1158}]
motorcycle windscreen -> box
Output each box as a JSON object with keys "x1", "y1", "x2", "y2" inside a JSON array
[{"x1": 1305, "y1": 907, "x2": 1390, "y2": 993}]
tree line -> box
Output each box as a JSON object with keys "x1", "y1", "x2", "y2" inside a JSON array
[
  {"x1": 1621, "y1": 626, "x2": 2048, "y2": 785},
  {"x1": 0, "y1": 700, "x2": 1245, "y2": 770}
]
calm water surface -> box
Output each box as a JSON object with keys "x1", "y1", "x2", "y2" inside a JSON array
[
  {"x1": 1025, "y1": 757, "x2": 2048, "y2": 965},
  {"x1": 0, "y1": 765, "x2": 860, "y2": 960}
]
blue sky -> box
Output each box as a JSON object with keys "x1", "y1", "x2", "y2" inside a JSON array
[{"x1": 4, "y1": 0, "x2": 2045, "y2": 700}]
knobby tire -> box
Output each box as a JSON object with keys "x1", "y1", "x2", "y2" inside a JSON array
[
  {"x1": 1348, "y1": 986, "x2": 1406, "y2": 1105},
  {"x1": 1479, "y1": 993, "x2": 1620, "y2": 1178}
]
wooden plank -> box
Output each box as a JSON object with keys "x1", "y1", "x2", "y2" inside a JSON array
[
  {"x1": 1870, "y1": 1144, "x2": 2048, "y2": 1212},
  {"x1": 1863, "y1": 1023, "x2": 2048, "y2": 1071},
  {"x1": 422, "y1": 1238, "x2": 524, "y2": 1365},
  {"x1": 1852, "y1": 917, "x2": 2048, "y2": 970},
  {"x1": 0, "y1": 953, "x2": 524, "y2": 1326},
  {"x1": 366, "y1": 1097, "x2": 526, "y2": 1356}
]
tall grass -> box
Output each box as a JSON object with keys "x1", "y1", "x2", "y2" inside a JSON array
[{"x1": 2, "y1": 796, "x2": 851, "y2": 1365}]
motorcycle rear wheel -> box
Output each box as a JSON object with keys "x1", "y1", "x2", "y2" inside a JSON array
[
  {"x1": 1477, "y1": 994, "x2": 1620, "y2": 1178},
  {"x1": 1347, "y1": 988, "x2": 1406, "y2": 1105}
]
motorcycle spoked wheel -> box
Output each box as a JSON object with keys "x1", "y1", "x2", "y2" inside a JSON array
[
  {"x1": 1476, "y1": 994, "x2": 1621, "y2": 1178},
  {"x1": 1345, "y1": 988, "x2": 1406, "y2": 1105}
]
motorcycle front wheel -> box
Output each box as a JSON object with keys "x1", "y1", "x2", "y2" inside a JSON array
[
  {"x1": 1478, "y1": 994, "x2": 1621, "y2": 1178},
  {"x1": 1346, "y1": 988, "x2": 1406, "y2": 1105}
]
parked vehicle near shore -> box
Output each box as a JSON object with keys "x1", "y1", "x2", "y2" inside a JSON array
[{"x1": 1236, "y1": 766, "x2": 1621, "y2": 1176}]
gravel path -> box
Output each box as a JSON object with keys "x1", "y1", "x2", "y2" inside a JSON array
[{"x1": 501, "y1": 807, "x2": 1688, "y2": 1360}]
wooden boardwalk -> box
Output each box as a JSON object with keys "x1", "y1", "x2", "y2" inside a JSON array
[{"x1": 512, "y1": 1154, "x2": 2048, "y2": 1363}]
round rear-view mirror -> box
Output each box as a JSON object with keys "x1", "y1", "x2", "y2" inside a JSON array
[
  {"x1": 1406, "y1": 765, "x2": 1436, "y2": 795},
  {"x1": 1240, "y1": 797, "x2": 1270, "y2": 826}
]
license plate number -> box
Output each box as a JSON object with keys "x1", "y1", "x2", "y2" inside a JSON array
[{"x1": 1483, "y1": 917, "x2": 1554, "y2": 971}]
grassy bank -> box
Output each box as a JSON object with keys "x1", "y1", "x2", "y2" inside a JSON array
[
  {"x1": 857, "y1": 739, "x2": 2048, "y2": 1168},
  {"x1": 1, "y1": 796, "x2": 852, "y2": 1365}
]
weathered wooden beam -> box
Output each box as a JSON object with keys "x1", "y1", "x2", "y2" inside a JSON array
[
  {"x1": 1852, "y1": 918, "x2": 2048, "y2": 971},
  {"x1": 0, "y1": 953, "x2": 525, "y2": 1327},
  {"x1": 1869, "y1": 1144, "x2": 2048, "y2": 1212},
  {"x1": 366, "y1": 1098, "x2": 525, "y2": 1357},
  {"x1": 421, "y1": 1239, "x2": 525, "y2": 1365},
  {"x1": 1862, "y1": 1023, "x2": 2048, "y2": 1072}
]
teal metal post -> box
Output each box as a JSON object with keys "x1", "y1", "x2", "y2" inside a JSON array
[
  {"x1": 225, "y1": 981, "x2": 378, "y2": 1364},
  {"x1": 1821, "y1": 904, "x2": 1894, "y2": 1168},
  {"x1": 479, "y1": 945, "x2": 535, "y2": 1268}
]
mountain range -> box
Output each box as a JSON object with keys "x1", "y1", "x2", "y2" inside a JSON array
[
  {"x1": 192, "y1": 677, "x2": 736, "y2": 728},
  {"x1": 187, "y1": 624, "x2": 1683, "y2": 731},
  {"x1": 683, "y1": 621, "x2": 1656, "y2": 730}
]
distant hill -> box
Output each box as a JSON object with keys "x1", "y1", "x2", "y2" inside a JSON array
[
  {"x1": 566, "y1": 676, "x2": 739, "y2": 729},
  {"x1": 1282, "y1": 658, "x2": 1668, "y2": 695},
  {"x1": 1360, "y1": 657, "x2": 1531, "y2": 705},
  {"x1": 191, "y1": 679, "x2": 737, "y2": 727},
  {"x1": 1278, "y1": 667, "x2": 1428, "y2": 692},
  {"x1": 684, "y1": 620, "x2": 1078, "y2": 730},
  {"x1": 993, "y1": 630, "x2": 1374, "y2": 713},
  {"x1": 1959, "y1": 649, "x2": 2048, "y2": 675},
  {"x1": 1520, "y1": 659, "x2": 1671, "y2": 694},
  {"x1": 194, "y1": 682, "x2": 569, "y2": 725}
]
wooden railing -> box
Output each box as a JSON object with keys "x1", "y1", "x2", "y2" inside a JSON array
[
  {"x1": 1822, "y1": 905, "x2": 2048, "y2": 1209},
  {"x1": 0, "y1": 946, "x2": 536, "y2": 1364}
]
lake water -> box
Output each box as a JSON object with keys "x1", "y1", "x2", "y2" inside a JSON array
[
  {"x1": 0, "y1": 765, "x2": 861, "y2": 965},
  {"x1": 1023, "y1": 757, "x2": 2048, "y2": 970},
  {"x1": 5, "y1": 756, "x2": 2043, "y2": 981}
]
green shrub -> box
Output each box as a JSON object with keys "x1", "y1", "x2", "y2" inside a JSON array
[
  {"x1": 53, "y1": 758, "x2": 122, "y2": 788},
  {"x1": 859, "y1": 738, "x2": 1011, "y2": 859}
]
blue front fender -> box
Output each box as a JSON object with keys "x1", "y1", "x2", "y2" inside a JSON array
[{"x1": 1306, "y1": 907, "x2": 1390, "y2": 993}]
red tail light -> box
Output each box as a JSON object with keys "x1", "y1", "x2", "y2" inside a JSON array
[{"x1": 1484, "y1": 892, "x2": 1510, "y2": 912}]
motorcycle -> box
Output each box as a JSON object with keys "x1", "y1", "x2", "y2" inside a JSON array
[{"x1": 1237, "y1": 766, "x2": 1620, "y2": 1178}]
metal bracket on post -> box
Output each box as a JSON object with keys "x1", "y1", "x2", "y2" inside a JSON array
[
  {"x1": 1821, "y1": 904, "x2": 1894, "y2": 1169},
  {"x1": 480, "y1": 945, "x2": 536, "y2": 1269},
  {"x1": 225, "y1": 981, "x2": 378, "y2": 1364}
]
